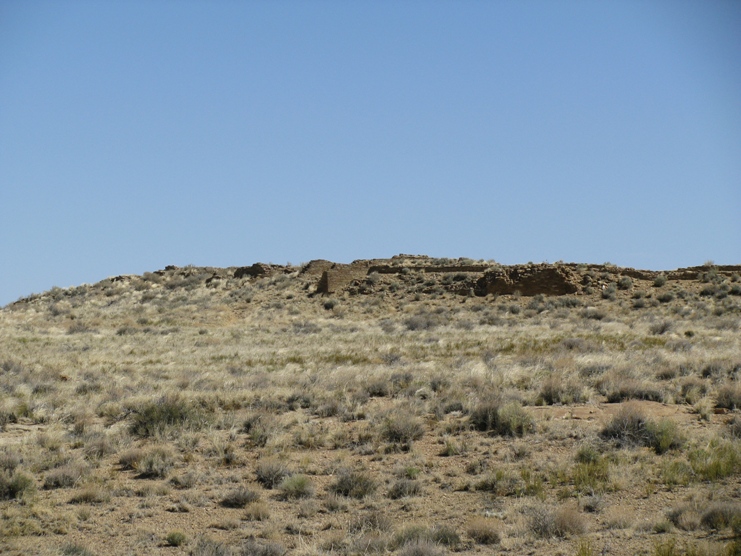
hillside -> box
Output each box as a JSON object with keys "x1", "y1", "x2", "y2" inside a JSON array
[{"x1": 1, "y1": 257, "x2": 740, "y2": 555}]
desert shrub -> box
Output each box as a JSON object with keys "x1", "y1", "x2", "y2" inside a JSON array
[
  {"x1": 553, "y1": 506, "x2": 588, "y2": 537},
  {"x1": 618, "y1": 276, "x2": 633, "y2": 290},
  {"x1": 650, "y1": 320, "x2": 673, "y2": 335},
  {"x1": 170, "y1": 471, "x2": 199, "y2": 489},
  {"x1": 605, "y1": 380, "x2": 664, "y2": 403},
  {"x1": 700, "y1": 502, "x2": 741, "y2": 531},
  {"x1": 0, "y1": 451, "x2": 21, "y2": 474},
  {"x1": 242, "y1": 412, "x2": 276, "y2": 447},
  {"x1": 388, "y1": 479, "x2": 421, "y2": 499},
  {"x1": 191, "y1": 537, "x2": 232, "y2": 556},
  {"x1": 277, "y1": 474, "x2": 313, "y2": 500},
  {"x1": 44, "y1": 463, "x2": 86, "y2": 489},
  {"x1": 716, "y1": 383, "x2": 741, "y2": 410},
  {"x1": 602, "y1": 284, "x2": 617, "y2": 301},
  {"x1": 688, "y1": 438, "x2": 741, "y2": 480},
  {"x1": 349, "y1": 510, "x2": 390, "y2": 533},
  {"x1": 380, "y1": 411, "x2": 425, "y2": 446},
  {"x1": 528, "y1": 504, "x2": 586, "y2": 538},
  {"x1": 397, "y1": 541, "x2": 446, "y2": 556},
  {"x1": 60, "y1": 545, "x2": 95, "y2": 556},
  {"x1": 118, "y1": 448, "x2": 144, "y2": 470},
  {"x1": 330, "y1": 469, "x2": 376, "y2": 499},
  {"x1": 255, "y1": 459, "x2": 291, "y2": 489},
  {"x1": 661, "y1": 460, "x2": 694, "y2": 487},
  {"x1": 538, "y1": 375, "x2": 587, "y2": 405},
  {"x1": 129, "y1": 395, "x2": 206, "y2": 438},
  {"x1": 600, "y1": 405, "x2": 674, "y2": 452},
  {"x1": 165, "y1": 531, "x2": 187, "y2": 547},
  {"x1": 243, "y1": 502, "x2": 270, "y2": 521},
  {"x1": 572, "y1": 459, "x2": 610, "y2": 494},
  {"x1": 466, "y1": 517, "x2": 500, "y2": 544},
  {"x1": 68, "y1": 486, "x2": 110, "y2": 505},
  {"x1": 469, "y1": 400, "x2": 533, "y2": 437},
  {"x1": 647, "y1": 419, "x2": 685, "y2": 454},
  {"x1": 654, "y1": 274, "x2": 668, "y2": 287},
  {"x1": 728, "y1": 416, "x2": 741, "y2": 439},
  {"x1": 240, "y1": 539, "x2": 287, "y2": 556},
  {"x1": 0, "y1": 471, "x2": 34, "y2": 499},
  {"x1": 220, "y1": 487, "x2": 259, "y2": 508},
  {"x1": 136, "y1": 447, "x2": 175, "y2": 478},
  {"x1": 404, "y1": 312, "x2": 441, "y2": 331},
  {"x1": 658, "y1": 292, "x2": 675, "y2": 303}
]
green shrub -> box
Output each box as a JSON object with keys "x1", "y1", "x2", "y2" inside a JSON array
[
  {"x1": 646, "y1": 419, "x2": 685, "y2": 454},
  {"x1": 165, "y1": 531, "x2": 187, "y2": 547},
  {"x1": 277, "y1": 474, "x2": 313, "y2": 500},
  {"x1": 654, "y1": 274, "x2": 668, "y2": 287},
  {"x1": 688, "y1": 438, "x2": 741, "y2": 480}
]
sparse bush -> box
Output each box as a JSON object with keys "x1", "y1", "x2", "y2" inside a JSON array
[
  {"x1": 601, "y1": 405, "x2": 683, "y2": 454},
  {"x1": 136, "y1": 447, "x2": 175, "y2": 478},
  {"x1": 118, "y1": 448, "x2": 144, "y2": 470},
  {"x1": 129, "y1": 395, "x2": 206, "y2": 438},
  {"x1": 68, "y1": 486, "x2": 110, "y2": 505},
  {"x1": 220, "y1": 487, "x2": 259, "y2": 508},
  {"x1": 380, "y1": 411, "x2": 425, "y2": 446},
  {"x1": 255, "y1": 459, "x2": 291, "y2": 489},
  {"x1": 469, "y1": 399, "x2": 534, "y2": 436},
  {"x1": 0, "y1": 471, "x2": 34, "y2": 499},
  {"x1": 688, "y1": 438, "x2": 741, "y2": 480},
  {"x1": 44, "y1": 463, "x2": 86, "y2": 489},
  {"x1": 191, "y1": 537, "x2": 232, "y2": 556},
  {"x1": 700, "y1": 502, "x2": 741, "y2": 531},
  {"x1": 277, "y1": 474, "x2": 313, "y2": 500},
  {"x1": 388, "y1": 479, "x2": 421, "y2": 499},
  {"x1": 397, "y1": 541, "x2": 446, "y2": 556},
  {"x1": 650, "y1": 320, "x2": 673, "y2": 335},
  {"x1": 618, "y1": 276, "x2": 633, "y2": 290},
  {"x1": 60, "y1": 544, "x2": 95, "y2": 556},
  {"x1": 242, "y1": 412, "x2": 275, "y2": 447},
  {"x1": 466, "y1": 517, "x2": 500, "y2": 544},
  {"x1": 331, "y1": 469, "x2": 376, "y2": 499},
  {"x1": 654, "y1": 274, "x2": 668, "y2": 287},
  {"x1": 240, "y1": 539, "x2": 287, "y2": 556},
  {"x1": 165, "y1": 531, "x2": 187, "y2": 547},
  {"x1": 716, "y1": 383, "x2": 741, "y2": 410},
  {"x1": 243, "y1": 502, "x2": 270, "y2": 521}
]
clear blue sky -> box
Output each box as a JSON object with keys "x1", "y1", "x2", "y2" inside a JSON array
[{"x1": 1, "y1": 1, "x2": 739, "y2": 305}]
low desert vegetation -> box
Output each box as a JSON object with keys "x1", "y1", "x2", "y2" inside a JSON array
[{"x1": 0, "y1": 257, "x2": 740, "y2": 554}]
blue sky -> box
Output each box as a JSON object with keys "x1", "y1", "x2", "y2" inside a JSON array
[{"x1": 1, "y1": 1, "x2": 739, "y2": 305}]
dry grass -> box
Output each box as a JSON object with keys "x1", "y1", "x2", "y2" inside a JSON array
[{"x1": 0, "y1": 259, "x2": 740, "y2": 554}]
